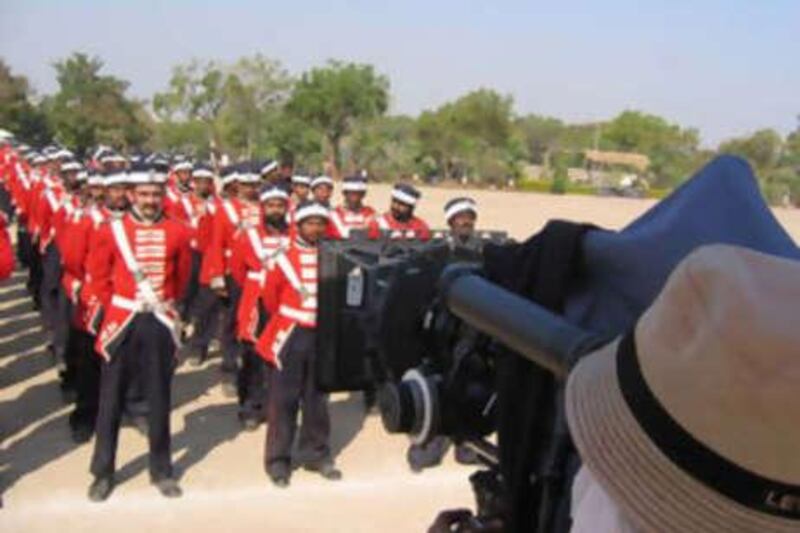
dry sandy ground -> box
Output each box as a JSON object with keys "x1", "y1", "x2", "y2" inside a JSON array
[{"x1": 1, "y1": 185, "x2": 798, "y2": 533}]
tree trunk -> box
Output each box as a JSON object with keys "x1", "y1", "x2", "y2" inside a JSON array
[{"x1": 329, "y1": 134, "x2": 342, "y2": 180}]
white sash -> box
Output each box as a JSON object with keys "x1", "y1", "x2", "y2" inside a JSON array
[
  {"x1": 180, "y1": 195, "x2": 196, "y2": 228},
  {"x1": 329, "y1": 210, "x2": 350, "y2": 238},
  {"x1": 377, "y1": 214, "x2": 390, "y2": 231},
  {"x1": 222, "y1": 199, "x2": 240, "y2": 228},
  {"x1": 110, "y1": 219, "x2": 165, "y2": 311}
]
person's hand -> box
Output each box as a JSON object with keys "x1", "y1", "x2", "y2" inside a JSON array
[
  {"x1": 210, "y1": 277, "x2": 228, "y2": 298},
  {"x1": 428, "y1": 509, "x2": 505, "y2": 533},
  {"x1": 213, "y1": 287, "x2": 229, "y2": 298},
  {"x1": 427, "y1": 509, "x2": 473, "y2": 532}
]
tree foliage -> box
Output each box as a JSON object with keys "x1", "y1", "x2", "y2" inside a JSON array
[
  {"x1": 287, "y1": 61, "x2": 389, "y2": 175},
  {"x1": 0, "y1": 59, "x2": 51, "y2": 145},
  {"x1": 45, "y1": 53, "x2": 149, "y2": 154}
]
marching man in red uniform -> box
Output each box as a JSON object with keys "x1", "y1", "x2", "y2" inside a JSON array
[
  {"x1": 310, "y1": 175, "x2": 334, "y2": 206},
  {"x1": 62, "y1": 169, "x2": 130, "y2": 443},
  {"x1": 328, "y1": 175, "x2": 376, "y2": 239},
  {"x1": 86, "y1": 162, "x2": 191, "y2": 502},
  {"x1": 256, "y1": 200, "x2": 342, "y2": 487},
  {"x1": 233, "y1": 184, "x2": 290, "y2": 429},
  {"x1": 163, "y1": 160, "x2": 193, "y2": 221},
  {"x1": 368, "y1": 182, "x2": 431, "y2": 240},
  {"x1": 202, "y1": 164, "x2": 262, "y2": 395}
]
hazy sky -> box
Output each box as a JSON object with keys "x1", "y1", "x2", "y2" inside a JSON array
[{"x1": 1, "y1": 0, "x2": 798, "y2": 146}]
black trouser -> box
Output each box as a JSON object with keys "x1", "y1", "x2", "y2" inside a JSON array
[
  {"x1": 70, "y1": 329, "x2": 101, "y2": 430},
  {"x1": 91, "y1": 313, "x2": 176, "y2": 481},
  {"x1": 264, "y1": 327, "x2": 331, "y2": 476},
  {"x1": 220, "y1": 276, "x2": 242, "y2": 376},
  {"x1": 238, "y1": 345, "x2": 267, "y2": 422},
  {"x1": 180, "y1": 251, "x2": 202, "y2": 319},
  {"x1": 188, "y1": 286, "x2": 221, "y2": 358},
  {"x1": 57, "y1": 291, "x2": 76, "y2": 388},
  {"x1": 0, "y1": 186, "x2": 12, "y2": 220},
  {"x1": 238, "y1": 305, "x2": 269, "y2": 421},
  {"x1": 39, "y1": 244, "x2": 61, "y2": 336},
  {"x1": 27, "y1": 244, "x2": 42, "y2": 307},
  {"x1": 16, "y1": 224, "x2": 32, "y2": 269}
]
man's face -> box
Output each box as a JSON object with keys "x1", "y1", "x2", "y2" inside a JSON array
[
  {"x1": 193, "y1": 178, "x2": 214, "y2": 198},
  {"x1": 223, "y1": 182, "x2": 238, "y2": 197},
  {"x1": 390, "y1": 200, "x2": 413, "y2": 221},
  {"x1": 263, "y1": 198, "x2": 288, "y2": 225},
  {"x1": 279, "y1": 164, "x2": 293, "y2": 179},
  {"x1": 106, "y1": 185, "x2": 129, "y2": 210},
  {"x1": 104, "y1": 161, "x2": 126, "y2": 173},
  {"x1": 292, "y1": 184, "x2": 310, "y2": 201},
  {"x1": 238, "y1": 182, "x2": 259, "y2": 201},
  {"x1": 176, "y1": 169, "x2": 192, "y2": 186},
  {"x1": 449, "y1": 211, "x2": 477, "y2": 239},
  {"x1": 89, "y1": 185, "x2": 105, "y2": 205},
  {"x1": 344, "y1": 191, "x2": 365, "y2": 210},
  {"x1": 313, "y1": 184, "x2": 333, "y2": 204},
  {"x1": 130, "y1": 184, "x2": 164, "y2": 219},
  {"x1": 62, "y1": 171, "x2": 80, "y2": 191},
  {"x1": 298, "y1": 217, "x2": 327, "y2": 244}
]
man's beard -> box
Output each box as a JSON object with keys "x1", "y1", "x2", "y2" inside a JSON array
[
  {"x1": 108, "y1": 199, "x2": 129, "y2": 211},
  {"x1": 391, "y1": 208, "x2": 412, "y2": 222},
  {"x1": 265, "y1": 213, "x2": 287, "y2": 230}
]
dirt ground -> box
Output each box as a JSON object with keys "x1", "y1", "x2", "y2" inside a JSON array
[{"x1": 1, "y1": 185, "x2": 798, "y2": 532}]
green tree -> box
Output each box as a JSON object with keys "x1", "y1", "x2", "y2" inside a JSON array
[
  {"x1": 154, "y1": 55, "x2": 295, "y2": 160},
  {"x1": 217, "y1": 55, "x2": 294, "y2": 158},
  {"x1": 416, "y1": 89, "x2": 518, "y2": 183},
  {"x1": 46, "y1": 53, "x2": 150, "y2": 153},
  {"x1": 153, "y1": 59, "x2": 227, "y2": 152},
  {"x1": 347, "y1": 115, "x2": 419, "y2": 179},
  {"x1": 0, "y1": 59, "x2": 51, "y2": 144},
  {"x1": 718, "y1": 128, "x2": 784, "y2": 173},
  {"x1": 287, "y1": 61, "x2": 389, "y2": 176},
  {"x1": 601, "y1": 110, "x2": 700, "y2": 187},
  {"x1": 515, "y1": 114, "x2": 565, "y2": 168}
]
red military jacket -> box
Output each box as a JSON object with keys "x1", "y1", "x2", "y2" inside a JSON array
[
  {"x1": 163, "y1": 181, "x2": 190, "y2": 218},
  {"x1": 367, "y1": 212, "x2": 432, "y2": 241},
  {"x1": 0, "y1": 212, "x2": 13, "y2": 281},
  {"x1": 28, "y1": 171, "x2": 55, "y2": 237},
  {"x1": 52, "y1": 193, "x2": 83, "y2": 255},
  {"x1": 8, "y1": 159, "x2": 32, "y2": 222},
  {"x1": 234, "y1": 222, "x2": 290, "y2": 343},
  {"x1": 255, "y1": 238, "x2": 319, "y2": 367},
  {"x1": 61, "y1": 205, "x2": 116, "y2": 332},
  {"x1": 327, "y1": 204, "x2": 376, "y2": 239},
  {"x1": 202, "y1": 197, "x2": 261, "y2": 287},
  {"x1": 86, "y1": 210, "x2": 192, "y2": 359},
  {"x1": 34, "y1": 178, "x2": 66, "y2": 251},
  {"x1": 165, "y1": 190, "x2": 215, "y2": 252}
]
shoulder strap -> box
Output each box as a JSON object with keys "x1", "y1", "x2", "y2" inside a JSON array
[
  {"x1": 246, "y1": 226, "x2": 266, "y2": 261},
  {"x1": 44, "y1": 188, "x2": 59, "y2": 211},
  {"x1": 377, "y1": 214, "x2": 390, "y2": 231},
  {"x1": 180, "y1": 195, "x2": 196, "y2": 226},
  {"x1": 90, "y1": 207, "x2": 104, "y2": 226},
  {"x1": 275, "y1": 251, "x2": 307, "y2": 296},
  {"x1": 329, "y1": 210, "x2": 349, "y2": 239},
  {"x1": 15, "y1": 163, "x2": 30, "y2": 189},
  {"x1": 222, "y1": 199, "x2": 240, "y2": 227}
]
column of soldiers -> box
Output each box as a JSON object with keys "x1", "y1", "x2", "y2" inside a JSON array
[{"x1": 0, "y1": 134, "x2": 483, "y2": 501}]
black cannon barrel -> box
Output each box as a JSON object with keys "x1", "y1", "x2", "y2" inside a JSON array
[{"x1": 439, "y1": 266, "x2": 600, "y2": 380}]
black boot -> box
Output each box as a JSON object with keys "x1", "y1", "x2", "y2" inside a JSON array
[{"x1": 88, "y1": 476, "x2": 114, "y2": 502}]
